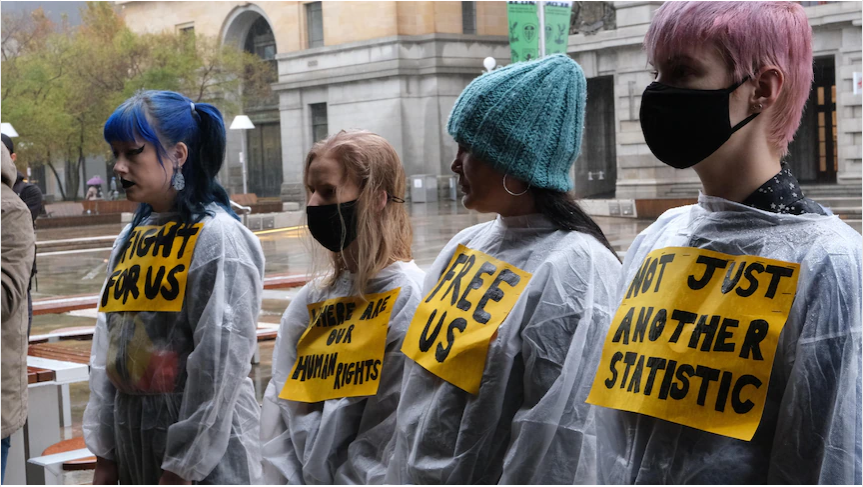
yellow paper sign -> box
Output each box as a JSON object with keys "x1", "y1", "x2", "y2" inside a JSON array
[
  {"x1": 99, "y1": 222, "x2": 204, "y2": 313},
  {"x1": 587, "y1": 247, "x2": 800, "y2": 441},
  {"x1": 402, "y1": 244, "x2": 532, "y2": 394},
  {"x1": 279, "y1": 288, "x2": 401, "y2": 403}
]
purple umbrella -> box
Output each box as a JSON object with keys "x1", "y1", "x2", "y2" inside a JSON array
[{"x1": 87, "y1": 176, "x2": 104, "y2": 186}]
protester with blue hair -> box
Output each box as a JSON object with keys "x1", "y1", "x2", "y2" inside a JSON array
[{"x1": 83, "y1": 90, "x2": 265, "y2": 484}]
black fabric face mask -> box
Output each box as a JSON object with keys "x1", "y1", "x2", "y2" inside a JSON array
[
  {"x1": 307, "y1": 200, "x2": 359, "y2": 252},
  {"x1": 640, "y1": 76, "x2": 759, "y2": 169}
]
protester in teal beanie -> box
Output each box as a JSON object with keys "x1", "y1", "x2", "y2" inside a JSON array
[
  {"x1": 386, "y1": 54, "x2": 620, "y2": 485},
  {"x1": 447, "y1": 53, "x2": 586, "y2": 192}
]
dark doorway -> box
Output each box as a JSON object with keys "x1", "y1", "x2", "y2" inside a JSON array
[
  {"x1": 247, "y1": 122, "x2": 283, "y2": 197},
  {"x1": 784, "y1": 56, "x2": 837, "y2": 183},
  {"x1": 574, "y1": 75, "x2": 617, "y2": 198}
]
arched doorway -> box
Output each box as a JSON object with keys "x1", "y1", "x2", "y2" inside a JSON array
[{"x1": 222, "y1": 6, "x2": 283, "y2": 198}]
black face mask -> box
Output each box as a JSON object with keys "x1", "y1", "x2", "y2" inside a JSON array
[
  {"x1": 307, "y1": 200, "x2": 358, "y2": 252},
  {"x1": 640, "y1": 77, "x2": 759, "y2": 169}
]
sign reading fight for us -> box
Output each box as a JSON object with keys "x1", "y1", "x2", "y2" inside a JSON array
[
  {"x1": 99, "y1": 222, "x2": 203, "y2": 313},
  {"x1": 587, "y1": 247, "x2": 800, "y2": 441},
  {"x1": 279, "y1": 288, "x2": 401, "y2": 403},
  {"x1": 402, "y1": 245, "x2": 532, "y2": 395}
]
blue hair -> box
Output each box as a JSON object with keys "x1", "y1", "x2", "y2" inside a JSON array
[{"x1": 103, "y1": 90, "x2": 239, "y2": 244}]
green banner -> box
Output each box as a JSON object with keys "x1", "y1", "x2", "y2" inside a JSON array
[
  {"x1": 545, "y1": 1, "x2": 572, "y2": 56},
  {"x1": 508, "y1": 1, "x2": 572, "y2": 63},
  {"x1": 507, "y1": 1, "x2": 539, "y2": 63}
]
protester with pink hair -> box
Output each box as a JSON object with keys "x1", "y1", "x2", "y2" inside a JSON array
[{"x1": 591, "y1": 2, "x2": 861, "y2": 483}]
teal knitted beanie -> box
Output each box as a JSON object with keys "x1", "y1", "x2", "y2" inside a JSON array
[{"x1": 447, "y1": 54, "x2": 587, "y2": 192}]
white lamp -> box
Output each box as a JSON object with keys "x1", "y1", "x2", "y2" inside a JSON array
[
  {"x1": 229, "y1": 115, "x2": 255, "y2": 195},
  {"x1": 1, "y1": 123, "x2": 19, "y2": 137},
  {"x1": 483, "y1": 56, "x2": 497, "y2": 73}
]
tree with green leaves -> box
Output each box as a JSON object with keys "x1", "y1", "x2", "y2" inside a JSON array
[{"x1": 1, "y1": 1, "x2": 274, "y2": 200}]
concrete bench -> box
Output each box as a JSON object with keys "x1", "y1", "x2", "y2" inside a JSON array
[{"x1": 43, "y1": 202, "x2": 85, "y2": 218}]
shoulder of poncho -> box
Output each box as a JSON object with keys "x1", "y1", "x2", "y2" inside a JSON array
[
  {"x1": 531, "y1": 230, "x2": 619, "y2": 279},
  {"x1": 193, "y1": 209, "x2": 259, "y2": 264}
]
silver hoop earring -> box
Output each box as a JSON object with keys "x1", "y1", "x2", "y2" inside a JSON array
[
  {"x1": 172, "y1": 171, "x2": 185, "y2": 191},
  {"x1": 503, "y1": 174, "x2": 530, "y2": 196}
]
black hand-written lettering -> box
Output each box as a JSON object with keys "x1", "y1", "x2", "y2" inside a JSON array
[
  {"x1": 632, "y1": 307, "x2": 654, "y2": 343},
  {"x1": 714, "y1": 370, "x2": 734, "y2": 412},
  {"x1": 736, "y1": 262, "x2": 764, "y2": 297},
  {"x1": 419, "y1": 309, "x2": 446, "y2": 352},
  {"x1": 475, "y1": 269, "x2": 521, "y2": 324},
  {"x1": 713, "y1": 318, "x2": 738, "y2": 352},
  {"x1": 693, "y1": 365, "x2": 721, "y2": 406},
  {"x1": 731, "y1": 374, "x2": 762, "y2": 414},
  {"x1": 763, "y1": 265, "x2": 794, "y2": 299},
  {"x1": 657, "y1": 359, "x2": 677, "y2": 400},
  {"x1": 640, "y1": 258, "x2": 658, "y2": 295},
  {"x1": 161, "y1": 264, "x2": 183, "y2": 300},
  {"x1": 113, "y1": 265, "x2": 141, "y2": 304},
  {"x1": 619, "y1": 352, "x2": 638, "y2": 389},
  {"x1": 605, "y1": 351, "x2": 624, "y2": 388},
  {"x1": 612, "y1": 307, "x2": 635, "y2": 344},
  {"x1": 721, "y1": 261, "x2": 746, "y2": 294},
  {"x1": 456, "y1": 262, "x2": 496, "y2": 312},
  {"x1": 441, "y1": 254, "x2": 475, "y2": 306},
  {"x1": 151, "y1": 223, "x2": 179, "y2": 257},
  {"x1": 644, "y1": 357, "x2": 667, "y2": 395},
  {"x1": 426, "y1": 253, "x2": 468, "y2": 303},
  {"x1": 654, "y1": 254, "x2": 675, "y2": 292},
  {"x1": 669, "y1": 309, "x2": 697, "y2": 343},
  {"x1": 739, "y1": 319, "x2": 768, "y2": 360},
  {"x1": 144, "y1": 266, "x2": 167, "y2": 299},
  {"x1": 626, "y1": 257, "x2": 650, "y2": 299},
  {"x1": 436, "y1": 318, "x2": 467, "y2": 363},
  {"x1": 648, "y1": 308, "x2": 667, "y2": 342},
  {"x1": 688, "y1": 314, "x2": 721, "y2": 351},
  {"x1": 136, "y1": 228, "x2": 159, "y2": 257},
  {"x1": 175, "y1": 224, "x2": 200, "y2": 259},
  {"x1": 669, "y1": 363, "x2": 694, "y2": 400},
  {"x1": 101, "y1": 270, "x2": 123, "y2": 307},
  {"x1": 688, "y1": 256, "x2": 729, "y2": 290},
  {"x1": 627, "y1": 354, "x2": 646, "y2": 393}
]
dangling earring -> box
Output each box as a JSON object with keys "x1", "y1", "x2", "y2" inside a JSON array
[
  {"x1": 172, "y1": 169, "x2": 185, "y2": 191},
  {"x1": 502, "y1": 174, "x2": 530, "y2": 196}
]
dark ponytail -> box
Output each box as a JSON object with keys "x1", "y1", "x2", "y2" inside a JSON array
[{"x1": 532, "y1": 188, "x2": 619, "y2": 261}]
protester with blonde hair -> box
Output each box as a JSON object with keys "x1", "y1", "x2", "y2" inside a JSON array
[{"x1": 261, "y1": 129, "x2": 424, "y2": 484}]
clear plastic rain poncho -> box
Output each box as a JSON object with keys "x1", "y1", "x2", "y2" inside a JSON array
[
  {"x1": 596, "y1": 194, "x2": 862, "y2": 484},
  {"x1": 260, "y1": 260, "x2": 425, "y2": 484},
  {"x1": 83, "y1": 204, "x2": 265, "y2": 484},
  {"x1": 386, "y1": 214, "x2": 622, "y2": 484}
]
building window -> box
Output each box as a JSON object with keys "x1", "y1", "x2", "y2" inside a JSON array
[
  {"x1": 244, "y1": 16, "x2": 276, "y2": 62},
  {"x1": 311, "y1": 103, "x2": 328, "y2": 143},
  {"x1": 462, "y1": 2, "x2": 477, "y2": 35},
  {"x1": 306, "y1": 2, "x2": 324, "y2": 48}
]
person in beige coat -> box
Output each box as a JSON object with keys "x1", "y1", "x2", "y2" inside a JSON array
[{"x1": 1, "y1": 142, "x2": 35, "y2": 483}]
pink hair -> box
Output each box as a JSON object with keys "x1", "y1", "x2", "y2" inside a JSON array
[{"x1": 644, "y1": 1, "x2": 814, "y2": 156}]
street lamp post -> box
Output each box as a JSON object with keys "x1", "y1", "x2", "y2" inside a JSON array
[
  {"x1": 229, "y1": 115, "x2": 255, "y2": 195},
  {"x1": 1, "y1": 123, "x2": 19, "y2": 138}
]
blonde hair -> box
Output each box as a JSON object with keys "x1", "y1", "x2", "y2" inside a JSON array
[{"x1": 304, "y1": 130, "x2": 412, "y2": 298}]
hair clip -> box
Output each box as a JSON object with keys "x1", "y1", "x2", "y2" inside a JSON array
[{"x1": 387, "y1": 193, "x2": 405, "y2": 204}]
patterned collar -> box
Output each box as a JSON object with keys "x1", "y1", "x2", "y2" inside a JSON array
[{"x1": 741, "y1": 164, "x2": 826, "y2": 216}]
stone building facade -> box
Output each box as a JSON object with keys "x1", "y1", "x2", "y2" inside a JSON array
[{"x1": 116, "y1": 1, "x2": 861, "y2": 203}]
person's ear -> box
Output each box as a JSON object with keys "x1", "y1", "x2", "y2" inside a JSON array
[
  {"x1": 377, "y1": 190, "x2": 387, "y2": 211},
  {"x1": 174, "y1": 142, "x2": 189, "y2": 167},
  {"x1": 752, "y1": 67, "x2": 784, "y2": 113}
]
